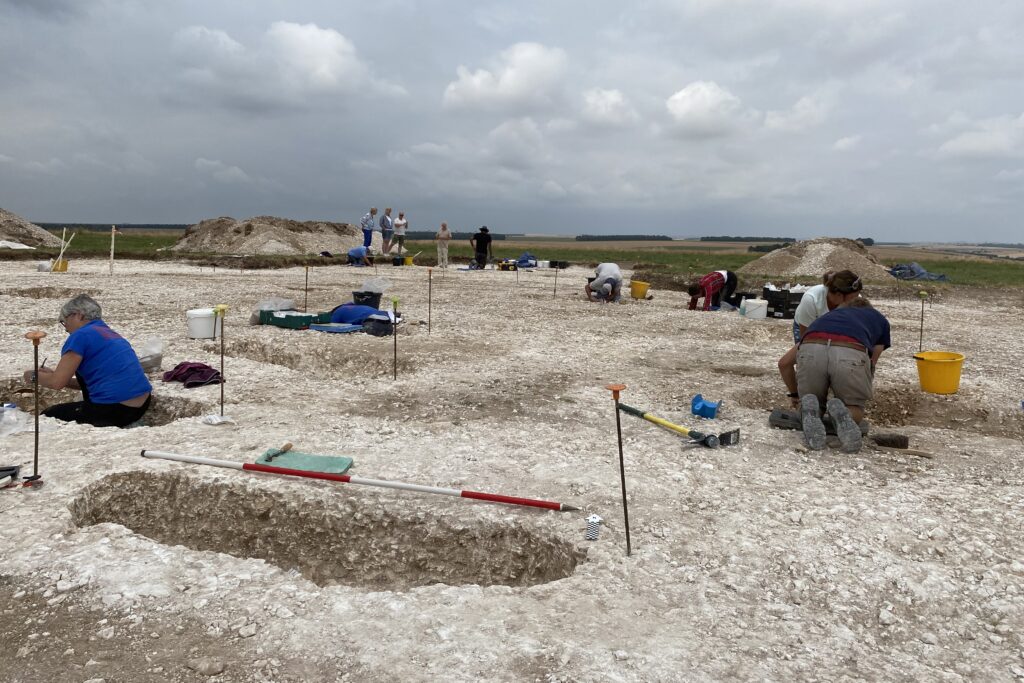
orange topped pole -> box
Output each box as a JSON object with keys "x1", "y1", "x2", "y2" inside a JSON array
[
  {"x1": 605, "y1": 383, "x2": 631, "y2": 556},
  {"x1": 24, "y1": 330, "x2": 47, "y2": 485}
]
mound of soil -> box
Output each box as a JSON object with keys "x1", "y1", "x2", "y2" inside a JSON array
[
  {"x1": 0, "y1": 207, "x2": 62, "y2": 248},
  {"x1": 172, "y1": 216, "x2": 361, "y2": 256},
  {"x1": 739, "y1": 237, "x2": 892, "y2": 281}
]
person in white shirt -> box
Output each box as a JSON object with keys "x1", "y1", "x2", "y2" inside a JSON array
[
  {"x1": 393, "y1": 212, "x2": 409, "y2": 254},
  {"x1": 778, "y1": 270, "x2": 862, "y2": 407},
  {"x1": 585, "y1": 263, "x2": 624, "y2": 302},
  {"x1": 435, "y1": 222, "x2": 452, "y2": 268}
]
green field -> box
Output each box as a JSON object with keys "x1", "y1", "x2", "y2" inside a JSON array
[{"x1": 1, "y1": 229, "x2": 1021, "y2": 287}]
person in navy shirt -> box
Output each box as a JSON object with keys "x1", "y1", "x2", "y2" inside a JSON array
[
  {"x1": 24, "y1": 294, "x2": 152, "y2": 428},
  {"x1": 796, "y1": 297, "x2": 891, "y2": 453}
]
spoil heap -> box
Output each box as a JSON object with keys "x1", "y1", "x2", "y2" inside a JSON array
[
  {"x1": 739, "y1": 237, "x2": 891, "y2": 281},
  {"x1": 172, "y1": 216, "x2": 361, "y2": 256},
  {"x1": 0, "y1": 207, "x2": 62, "y2": 247}
]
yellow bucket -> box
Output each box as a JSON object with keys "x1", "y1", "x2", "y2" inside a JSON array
[
  {"x1": 403, "y1": 255, "x2": 414, "y2": 266},
  {"x1": 629, "y1": 280, "x2": 650, "y2": 299},
  {"x1": 913, "y1": 351, "x2": 964, "y2": 394},
  {"x1": 52, "y1": 259, "x2": 69, "y2": 272}
]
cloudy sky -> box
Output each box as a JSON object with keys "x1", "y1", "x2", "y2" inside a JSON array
[{"x1": 2, "y1": 0, "x2": 1023, "y2": 241}]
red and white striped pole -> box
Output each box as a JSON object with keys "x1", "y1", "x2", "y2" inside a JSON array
[{"x1": 141, "y1": 450, "x2": 579, "y2": 512}]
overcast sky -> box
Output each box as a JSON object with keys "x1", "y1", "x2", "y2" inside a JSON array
[{"x1": 2, "y1": 1, "x2": 1023, "y2": 241}]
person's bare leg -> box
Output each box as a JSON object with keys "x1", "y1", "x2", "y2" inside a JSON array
[{"x1": 778, "y1": 345, "x2": 799, "y2": 407}]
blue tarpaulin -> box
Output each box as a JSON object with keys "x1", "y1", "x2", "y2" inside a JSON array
[{"x1": 889, "y1": 262, "x2": 949, "y2": 281}]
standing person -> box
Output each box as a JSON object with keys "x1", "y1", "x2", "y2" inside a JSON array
[
  {"x1": 777, "y1": 271, "x2": 863, "y2": 407},
  {"x1": 392, "y1": 211, "x2": 408, "y2": 254},
  {"x1": 25, "y1": 294, "x2": 152, "y2": 428},
  {"x1": 436, "y1": 222, "x2": 452, "y2": 268},
  {"x1": 469, "y1": 226, "x2": 493, "y2": 269},
  {"x1": 796, "y1": 298, "x2": 891, "y2": 453},
  {"x1": 687, "y1": 269, "x2": 738, "y2": 311},
  {"x1": 360, "y1": 207, "x2": 377, "y2": 248},
  {"x1": 585, "y1": 263, "x2": 624, "y2": 302},
  {"x1": 380, "y1": 207, "x2": 394, "y2": 255}
]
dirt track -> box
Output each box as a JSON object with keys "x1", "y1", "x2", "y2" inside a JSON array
[{"x1": 1, "y1": 259, "x2": 1022, "y2": 682}]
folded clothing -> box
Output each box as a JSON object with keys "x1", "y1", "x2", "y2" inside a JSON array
[{"x1": 162, "y1": 361, "x2": 224, "y2": 388}]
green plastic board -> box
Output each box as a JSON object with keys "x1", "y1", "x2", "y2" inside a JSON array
[{"x1": 256, "y1": 449, "x2": 353, "y2": 474}]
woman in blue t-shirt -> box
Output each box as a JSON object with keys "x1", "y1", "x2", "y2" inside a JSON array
[{"x1": 24, "y1": 294, "x2": 152, "y2": 428}]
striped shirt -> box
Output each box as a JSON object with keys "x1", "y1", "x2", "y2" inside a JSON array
[
  {"x1": 360, "y1": 213, "x2": 375, "y2": 231},
  {"x1": 688, "y1": 271, "x2": 725, "y2": 311}
]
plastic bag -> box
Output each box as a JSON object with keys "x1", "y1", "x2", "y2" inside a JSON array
[
  {"x1": 250, "y1": 297, "x2": 297, "y2": 325},
  {"x1": 360, "y1": 278, "x2": 390, "y2": 294},
  {"x1": 137, "y1": 337, "x2": 165, "y2": 373},
  {"x1": 1, "y1": 408, "x2": 33, "y2": 437}
]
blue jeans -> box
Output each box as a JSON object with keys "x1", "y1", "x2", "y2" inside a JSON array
[
  {"x1": 362, "y1": 229, "x2": 373, "y2": 248},
  {"x1": 792, "y1": 320, "x2": 801, "y2": 344}
]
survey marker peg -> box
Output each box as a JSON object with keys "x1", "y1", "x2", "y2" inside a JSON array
[{"x1": 604, "y1": 382, "x2": 632, "y2": 556}]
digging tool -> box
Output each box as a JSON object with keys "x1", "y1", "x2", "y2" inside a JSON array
[
  {"x1": 605, "y1": 384, "x2": 632, "y2": 556},
  {"x1": 140, "y1": 449, "x2": 579, "y2": 512},
  {"x1": 264, "y1": 442, "x2": 293, "y2": 462},
  {"x1": 24, "y1": 330, "x2": 46, "y2": 486},
  {"x1": 616, "y1": 401, "x2": 740, "y2": 448},
  {"x1": 51, "y1": 231, "x2": 75, "y2": 272}
]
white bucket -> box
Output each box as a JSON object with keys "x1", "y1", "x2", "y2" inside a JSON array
[
  {"x1": 186, "y1": 308, "x2": 222, "y2": 339},
  {"x1": 537, "y1": 260, "x2": 550, "y2": 268},
  {"x1": 743, "y1": 299, "x2": 768, "y2": 320}
]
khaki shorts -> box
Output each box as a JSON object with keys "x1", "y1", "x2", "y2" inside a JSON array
[{"x1": 796, "y1": 343, "x2": 873, "y2": 407}]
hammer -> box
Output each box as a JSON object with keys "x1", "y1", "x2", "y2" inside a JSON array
[{"x1": 265, "y1": 442, "x2": 293, "y2": 462}]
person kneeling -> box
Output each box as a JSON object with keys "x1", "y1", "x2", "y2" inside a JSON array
[
  {"x1": 795, "y1": 298, "x2": 890, "y2": 453},
  {"x1": 585, "y1": 263, "x2": 623, "y2": 302},
  {"x1": 26, "y1": 294, "x2": 152, "y2": 428}
]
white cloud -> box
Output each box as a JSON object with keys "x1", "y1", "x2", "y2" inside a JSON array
[
  {"x1": 443, "y1": 43, "x2": 567, "y2": 112},
  {"x1": 171, "y1": 22, "x2": 402, "y2": 110},
  {"x1": 765, "y1": 92, "x2": 833, "y2": 131},
  {"x1": 409, "y1": 142, "x2": 452, "y2": 158},
  {"x1": 0, "y1": 154, "x2": 14, "y2": 164},
  {"x1": 665, "y1": 81, "x2": 746, "y2": 138},
  {"x1": 195, "y1": 158, "x2": 251, "y2": 184},
  {"x1": 994, "y1": 168, "x2": 1024, "y2": 182},
  {"x1": 937, "y1": 113, "x2": 1024, "y2": 160},
  {"x1": 540, "y1": 180, "x2": 567, "y2": 199},
  {"x1": 833, "y1": 135, "x2": 862, "y2": 151},
  {"x1": 484, "y1": 118, "x2": 548, "y2": 169},
  {"x1": 581, "y1": 88, "x2": 638, "y2": 127},
  {"x1": 24, "y1": 158, "x2": 67, "y2": 174}
]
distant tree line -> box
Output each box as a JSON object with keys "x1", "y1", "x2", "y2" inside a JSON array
[
  {"x1": 406, "y1": 231, "x2": 507, "y2": 240},
  {"x1": 37, "y1": 223, "x2": 189, "y2": 231},
  {"x1": 748, "y1": 243, "x2": 792, "y2": 253},
  {"x1": 575, "y1": 234, "x2": 671, "y2": 241},
  {"x1": 700, "y1": 236, "x2": 795, "y2": 242}
]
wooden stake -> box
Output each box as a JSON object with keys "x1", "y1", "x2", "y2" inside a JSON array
[
  {"x1": 428, "y1": 268, "x2": 432, "y2": 334},
  {"x1": 392, "y1": 297, "x2": 399, "y2": 380},
  {"x1": 108, "y1": 225, "x2": 118, "y2": 275},
  {"x1": 553, "y1": 267, "x2": 558, "y2": 298},
  {"x1": 303, "y1": 266, "x2": 309, "y2": 313},
  {"x1": 214, "y1": 305, "x2": 228, "y2": 416}
]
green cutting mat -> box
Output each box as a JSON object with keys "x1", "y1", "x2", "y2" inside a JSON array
[{"x1": 256, "y1": 449, "x2": 353, "y2": 474}]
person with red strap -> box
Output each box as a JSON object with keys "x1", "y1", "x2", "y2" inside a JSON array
[{"x1": 796, "y1": 297, "x2": 891, "y2": 453}]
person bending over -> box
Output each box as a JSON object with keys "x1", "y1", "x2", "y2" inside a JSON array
[
  {"x1": 687, "y1": 270, "x2": 738, "y2": 311},
  {"x1": 778, "y1": 270, "x2": 862, "y2": 407},
  {"x1": 585, "y1": 263, "x2": 624, "y2": 302},
  {"x1": 796, "y1": 297, "x2": 891, "y2": 453},
  {"x1": 347, "y1": 245, "x2": 374, "y2": 266},
  {"x1": 469, "y1": 226, "x2": 493, "y2": 268},
  {"x1": 25, "y1": 294, "x2": 152, "y2": 428}
]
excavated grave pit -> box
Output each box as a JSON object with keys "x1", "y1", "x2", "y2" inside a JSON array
[
  {"x1": 1, "y1": 286, "x2": 102, "y2": 300},
  {"x1": 0, "y1": 379, "x2": 206, "y2": 426},
  {"x1": 70, "y1": 471, "x2": 585, "y2": 590},
  {"x1": 734, "y1": 384, "x2": 1024, "y2": 438}
]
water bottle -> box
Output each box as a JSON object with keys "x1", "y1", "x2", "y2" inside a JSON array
[{"x1": 739, "y1": 296, "x2": 746, "y2": 316}]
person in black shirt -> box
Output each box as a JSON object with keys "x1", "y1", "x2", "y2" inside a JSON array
[{"x1": 469, "y1": 226, "x2": 493, "y2": 268}]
